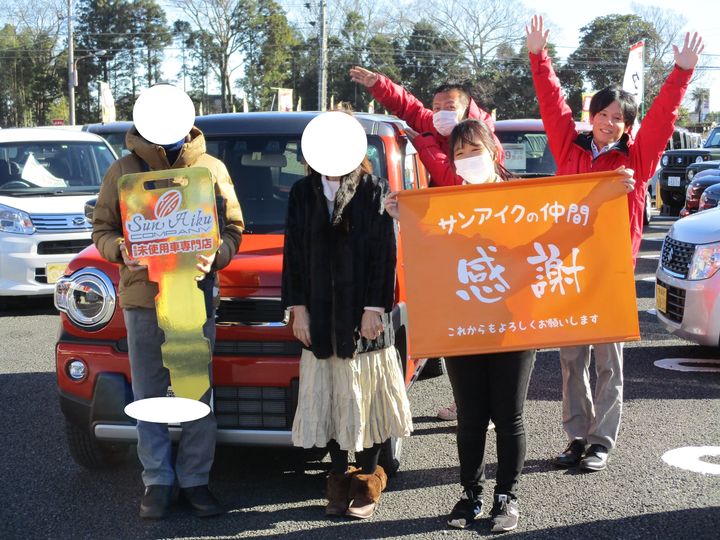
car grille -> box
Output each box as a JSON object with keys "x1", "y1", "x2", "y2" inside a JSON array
[
  {"x1": 216, "y1": 297, "x2": 288, "y2": 325},
  {"x1": 213, "y1": 381, "x2": 298, "y2": 429},
  {"x1": 657, "y1": 279, "x2": 685, "y2": 323},
  {"x1": 213, "y1": 340, "x2": 301, "y2": 356},
  {"x1": 30, "y1": 213, "x2": 92, "y2": 232},
  {"x1": 660, "y1": 237, "x2": 695, "y2": 278},
  {"x1": 37, "y1": 239, "x2": 92, "y2": 255}
]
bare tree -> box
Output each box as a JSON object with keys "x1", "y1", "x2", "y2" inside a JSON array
[
  {"x1": 410, "y1": 0, "x2": 531, "y2": 76},
  {"x1": 173, "y1": 0, "x2": 254, "y2": 112}
]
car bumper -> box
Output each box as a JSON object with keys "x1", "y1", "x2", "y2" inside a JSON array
[
  {"x1": 0, "y1": 231, "x2": 91, "y2": 296},
  {"x1": 57, "y1": 342, "x2": 299, "y2": 447},
  {"x1": 655, "y1": 267, "x2": 720, "y2": 346}
]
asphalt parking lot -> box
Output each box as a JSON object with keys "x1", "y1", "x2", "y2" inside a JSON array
[{"x1": 1, "y1": 214, "x2": 719, "y2": 539}]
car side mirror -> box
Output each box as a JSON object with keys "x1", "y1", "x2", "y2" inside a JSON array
[{"x1": 84, "y1": 198, "x2": 97, "y2": 222}]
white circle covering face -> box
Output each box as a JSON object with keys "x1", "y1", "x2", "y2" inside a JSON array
[
  {"x1": 662, "y1": 446, "x2": 720, "y2": 475},
  {"x1": 125, "y1": 397, "x2": 210, "y2": 423},
  {"x1": 133, "y1": 85, "x2": 195, "y2": 145},
  {"x1": 301, "y1": 112, "x2": 367, "y2": 177}
]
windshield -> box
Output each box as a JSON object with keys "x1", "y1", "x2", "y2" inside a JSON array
[
  {"x1": 205, "y1": 135, "x2": 387, "y2": 234},
  {"x1": 704, "y1": 129, "x2": 720, "y2": 148},
  {"x1": 496, "y1": 130, "x2": 557, "y2": 177},
  {"x1": 0, "y1": 141, "x2": 115, "y2": 194}
]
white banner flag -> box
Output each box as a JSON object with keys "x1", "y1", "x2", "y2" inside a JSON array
[
  {"x1": 100, "y1": 82, "x2": 116, "y2": 123},
  {"x1": 622, "y1": 41, "x2": 644, "y2": 106},
  {"x1": 277, "y1": 88, "x2": 293, "y2": 112}
]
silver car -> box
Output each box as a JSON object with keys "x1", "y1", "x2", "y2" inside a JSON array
[{"x1": 655, "y1": 207, "x2": 720, "y2": 346}]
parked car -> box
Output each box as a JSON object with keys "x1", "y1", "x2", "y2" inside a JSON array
[
  {"x1": 658, "y1": 126, "x2": 720, "y2": 214},
  {"x1": 655, "y1": 206, "x2": 720, "y2": 346},
  {"x1": 698, "y1": 182, "x2": 720, "y2": 212},
  {"x1": 0, "y1": 128, "x2": 116, "y2": 303},
  {"x1": 83, "y1": 121, "x2": 133, "y2": 158},
  {"x1": 494, "y1": 118, "x2": 654, "y2": 225},
  {"x1": 685, "y1": 159, "x2": 720, "y2": 183},
  {"x1": 54, "y1": 112, "x2": 433, "y2": 471},
  {"x1": 678, "y1": 170, "x2": 720, "y2": 217}
]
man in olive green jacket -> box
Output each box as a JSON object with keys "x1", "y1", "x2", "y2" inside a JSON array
[{"x1": 92, "y1": 125, "x2": 243, "y2": 519}]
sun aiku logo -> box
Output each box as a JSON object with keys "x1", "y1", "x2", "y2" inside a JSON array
[
  {"x1": 155, "y1": 190, "x2": 183, "y2": 218},
  {"x1": 126, "y1": 189, "x2": 214, "y2": 242}
]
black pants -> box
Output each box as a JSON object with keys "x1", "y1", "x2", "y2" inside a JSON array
[
  {"x1": 446, "y1": 350, "x2": 535, "y2": 498},
  {"x1": 327, "y1": 439, "x2": 383, "y2": 474}
]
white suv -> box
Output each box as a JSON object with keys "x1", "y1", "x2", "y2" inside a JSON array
[
  {"x1": 0, "y1": 128, "x2": 116, "y2": 299},
  {"x1": 655, "y1": 207, "x2": 720, "y2": 346}
]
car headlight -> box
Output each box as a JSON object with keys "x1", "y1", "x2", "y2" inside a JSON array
[
  {"x1": 54, "y1": 268, "x2": 116, "y2": 330},
  {"x1": 0, "y1": 203, "x2": 35, "y2": 234},
  {"x1": 695, "y1": 156, "x2": 704, "y2": 163},
  {"x1": 687, "y1": 169, "x2": 695, "y2": 180},
  {"x1": 687, "y1": 241, "x2": 720, "y2": 280},
  {"x1": 661, "y1": 155, "x2": 669, "y2": 167}
]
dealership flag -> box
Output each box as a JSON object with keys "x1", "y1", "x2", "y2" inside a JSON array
[
  {"x1": 100, "y1": 82, "x2": 116, "y2": 123},
  {"x1": 622, "y1": 41, "x2": 644, "y2": 106}
]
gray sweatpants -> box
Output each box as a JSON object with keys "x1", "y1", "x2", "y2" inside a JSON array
[
  {"x1": 123, "y1": 308, "x2": 217, "y2": 488},
  {"x1": 559, "y1": 342, "x2": 624, "y2": 450}
]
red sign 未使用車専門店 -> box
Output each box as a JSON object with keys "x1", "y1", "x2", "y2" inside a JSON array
[{"x1": 397, "y1": 170, "x2": 640, "y2": 359}]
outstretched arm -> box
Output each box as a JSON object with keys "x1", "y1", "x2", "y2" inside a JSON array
[
  {"x1": 526, "y1": 15, "x2": 579, "y2": 166},
  {"x1": 350, "y1": 66, "x2": 434, "y2": 133}
]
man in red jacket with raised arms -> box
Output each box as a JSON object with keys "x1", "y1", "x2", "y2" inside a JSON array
[
  {"x1": 526, "y1": 14, "x2": 703, "y2": 472},
  {"x1": 350, "y1": 66, "x2": 503, "y2": 187}
]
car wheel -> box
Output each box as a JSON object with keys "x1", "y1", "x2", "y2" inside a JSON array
[
  {"x1": 65, "y1": 421, "x2": 129, "y2": 469},
  {"x1": 420, "y1": 357, "x2": 446, "y2": 378},
  {"x1": 644, "y1": 191, "x2": 652, "y2": 226},
  {"x1": 379, "y1": 435, "x2": 402, "y2": 477}
]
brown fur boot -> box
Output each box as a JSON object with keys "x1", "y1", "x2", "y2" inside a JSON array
[
  {"x1": 325, "y1": 466, "x2": 359, "y2": 516},
  {"x1": 345, "y1": 465, "x2": 388, "y2": 519}
]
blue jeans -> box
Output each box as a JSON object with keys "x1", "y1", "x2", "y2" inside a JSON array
[{"x1": 123, "y1": 308, "x2": 217, "y2": 488}]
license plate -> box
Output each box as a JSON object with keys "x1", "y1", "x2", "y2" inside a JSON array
[
  {"x1": 655, "y1": 283, "x2": 667, "y2": 313},
  {"x1": 46, "y1": 263, "x2": 68, "y2": 284},
  {"x1": 668, "y1": 176, "x2": 681, "y2": 187}
]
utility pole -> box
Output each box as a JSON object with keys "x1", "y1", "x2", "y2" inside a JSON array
[
  {"x1": 67, "y1": 0, "x2": 75, "y2": 125},
  {"x1": 317, "y1": 0, "x2": 327, "y2": 111}
]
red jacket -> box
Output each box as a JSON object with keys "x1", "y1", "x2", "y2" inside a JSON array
[
  {"x1": 369, "y1": 75, "x2": 503, "y2": 186},
  {"x1": 529, "y1": 49, "x2": 692, "y2": 262}
]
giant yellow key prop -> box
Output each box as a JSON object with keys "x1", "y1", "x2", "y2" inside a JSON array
[{"x1": 119, "y1": 167, "x2": 219, "y2": 422}]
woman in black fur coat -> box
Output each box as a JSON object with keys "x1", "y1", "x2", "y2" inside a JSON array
[{"x1": 281, "y1": 152, "x2": 412, "y2": 520}]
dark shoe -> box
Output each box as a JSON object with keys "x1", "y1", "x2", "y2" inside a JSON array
[
  {"x1": 490, "y1": 494, "x2": 520, "y2": 532},
  {"x1": 139, "y1": 484, "x2": 175, "y2": 519},
  {"x1": 346, "y1": 465, "x2": 387, "y2": 519},
  {"x1": 180, "y1": 485, "x2": 226, "y2": 517},
  {"x1": 325, "y1": 466, "x2": 358, "y2": 516},
  {"x1": 447, "y1": 487, "x2": 483, "y2": 529},
  {"x1": 552, "y1": 438, "x2": 587, "y2": 468},
  {"x1": 580, "y1": 444, "x2": 609, "y2": 471}
]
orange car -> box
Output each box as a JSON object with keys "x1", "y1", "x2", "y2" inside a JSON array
[{"x1": 54, "y1": 112, "x2": 433, "y2": 473}]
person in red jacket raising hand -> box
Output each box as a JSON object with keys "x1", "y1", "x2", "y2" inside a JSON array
[
  {"x1": 526, "y1": 14, "x2": 703, "y2": 472},
  {"x1": 349, "y1": 66, "x2": 503, "y2": 187}
]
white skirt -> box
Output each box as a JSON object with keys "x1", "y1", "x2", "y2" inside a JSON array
[{"x1": 292, "y1": 346, "x2": 414, "y2": 452}]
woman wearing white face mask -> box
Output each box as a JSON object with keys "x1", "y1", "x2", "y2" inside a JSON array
[{"x1": 384, "y1": 120, "x2": 533, "y2": 533}]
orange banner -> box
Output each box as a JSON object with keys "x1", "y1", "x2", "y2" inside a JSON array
[{"x1": 398, "y1": 171, "x2": 640, "y2": 358}]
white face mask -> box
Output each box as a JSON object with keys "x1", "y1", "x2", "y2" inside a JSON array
[
  {"x1": 454, "y1": 153, "x2": 495, "y2": 184},
  {"x1": 433, "y1": 110, "x2": 460, "y2": 137}
]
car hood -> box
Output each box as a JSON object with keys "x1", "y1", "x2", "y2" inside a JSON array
[
  {"x1": 669, "y1": 207, "x2": 720, "y2": 244},
  {"x1": 0, "y1": 193, "x2": 96, "y2": 214},
  {"x1": 220, "y1": 234, "x2": 285, "y2": 294}
]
